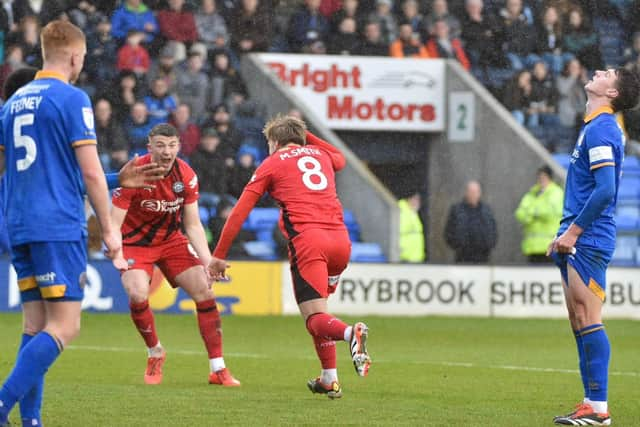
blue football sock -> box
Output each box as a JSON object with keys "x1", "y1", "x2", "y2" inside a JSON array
[
  {"x1": 580, "y1": 324, "x2": 610, "y2": 403},
  {"x1": 18, "y1": 334, "x2": 44, "y2": 427},
  {"x1": 573, "y1": 330, "x2": 589, "y2": 399},
  {"x1": 0, "y1": 332, "x2": 61, "y2": 422}
]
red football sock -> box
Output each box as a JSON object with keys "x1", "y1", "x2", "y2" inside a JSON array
[
  {"x1": 129, "y1": 300, "x2": 159, "y2": 348},
  {"x1": 313, "y1": 336, "x2": 337, "y2": 369},
  {"x1": 306, "y1": 312, "x2": 349, "y2": 341},
  {"x1": 196, "y1": 299, "x2": 223, "y2": 358}
]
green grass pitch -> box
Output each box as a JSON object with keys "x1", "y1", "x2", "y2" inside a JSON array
[{"x1": 0, "y1": 313, "x2": 638, "y2": 426}]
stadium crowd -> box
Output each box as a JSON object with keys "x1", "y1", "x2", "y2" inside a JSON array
[{"x1": 1, "y1": 0, "x2": 639, "y2": 258}]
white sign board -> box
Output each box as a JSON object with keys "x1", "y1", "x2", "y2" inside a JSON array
[
  {"x1": 448, "y1": 91, "x2": 475, "y2": 142},
  {"x1": 257, "y1": 53, "x2": 445, "y2": 132}
]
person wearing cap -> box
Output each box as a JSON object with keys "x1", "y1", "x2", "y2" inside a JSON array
[{"x1": 515, "y1": 165, "x2": 564, "y2": 263}]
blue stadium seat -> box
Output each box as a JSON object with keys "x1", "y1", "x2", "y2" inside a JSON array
[
  {"x1": 611, "y1": 235, "x2": 638, "y2": 266},
  {"x1": 343, "y1": 210, "x2": 361, "y2": 242},
  {"x1": 198, "y1": 192, "x2": 221, "y2": 223},
  {"x1": 246, "y1": 208, "x2": 280, "y2": 230},
  {"x1": 350, "y1": 242, "x2": 387, "y2": 263},
  {"x1": 623, "y1": 156, "x2": 640, "y2": 178},
  {"x1": 243, "y1": 241, "x2": 277, "y2": 261},
  {"x1": 617, "y1": 178, "x2": 640, "y2": 202},
  {"x1": 552, "y1": 153, "x2": 571, "y2": 170},
  {"x1": 615, "y1": 214, "x2": 639, "y2": 233},
  {"x1": 616, "y1": 200, "x2": 640, "y2": 218}
]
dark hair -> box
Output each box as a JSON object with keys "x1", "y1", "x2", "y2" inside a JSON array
[
  {"x1": 612, "y1": 68, "x2": 640, "y2": 112},
  {"x1": 537, "y1": 165, "x2": 553, "y2": 179},
  {"x1": 149, "y1": 123, "x2": 179, "y2": 138},
  {"x1": 3, "y1": 67, "x2": 38, "y2": 100}
]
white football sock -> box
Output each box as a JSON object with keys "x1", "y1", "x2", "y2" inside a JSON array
[
  {"x1": 588, "y1": 400, "x2": 608, "y2": 413},
  {"x1": 321, "y1": 369, "x2": 338, "y2": 384},
  {"x1": 147, "y1": 342, "x2": 163, "y2": 357},
  {"x1": 210, "y1": 357, "x2": 226, "y2": 372},
  {"x1": 344, "y1": 326, "x2": 353, "y2": 342}
]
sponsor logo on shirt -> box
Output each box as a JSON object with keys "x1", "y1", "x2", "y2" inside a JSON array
[
  {"x1": 140, "y1": 197, "x2": 184, "y2": 213},
  {"x1": 173, "y1": 181, "x2": 184, "y2": 193}
]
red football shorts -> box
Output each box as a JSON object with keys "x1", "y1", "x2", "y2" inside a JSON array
[
  {"x1": 123, "y1": 233, "x2": 203, "y2": 286},
  {"x1": 288, "y1": 228, "x2": 351, "y2": 304}
]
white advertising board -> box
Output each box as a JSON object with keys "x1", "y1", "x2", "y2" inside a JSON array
[
  {"x1": 257, "y1": 53, "x2": 445, "y2": 132},
  {"x1": 282, "y1": 264, "x2": 640, "y2": 319}
]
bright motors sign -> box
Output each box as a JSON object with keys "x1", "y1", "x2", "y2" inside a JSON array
[{"x1": 257, "y1": 54, "x2": 445, "y2": 131}]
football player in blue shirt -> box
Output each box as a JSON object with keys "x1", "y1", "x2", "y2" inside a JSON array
[
  {"x1": 0, "y1": 20, "x2": 129, "y2": 427},
  {"x1": 548, "y1": 68, "x2": 640, "y2": 426}
]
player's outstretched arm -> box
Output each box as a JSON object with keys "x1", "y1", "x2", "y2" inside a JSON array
[
  {"x1": 305, "y1": 131, "x2": 346, "y2": 171},
  {"x1": 76, "y1": 144, "x2": 122, "y2": 261},
  {"x1": 114, "y1": 154, "x2": 166, "y2": 190},
  {"x1": 183, "y1": 201, "x2": 213, "y2": 268},
  {"x1": 208, "y1": 190, "x2": 262, "y2": 280}
]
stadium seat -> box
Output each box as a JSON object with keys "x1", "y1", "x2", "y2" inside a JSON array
[
  {"x1": 617, "y1": 178, "x2": 640, "y2": 202},
  {"x1": 623, "y1": 156, "x2": 640, "y2": 178},
  {"x1": 611, "y1": 235, "x2": 638, "y2": 266},
  {"x1": 552, "y1": 153, "x2": 572, "y2": 170},
  {"x1": 243, "y1": 240, "x2": 278, "y2": 261},
  {"x1": 616, "y1": 200, "x2": 640, "y2": 218},
  {"x1": 343, "y1": 209, "x2": 361, "y2": 242},
  {"x1": 246, "y1": 208, "x2": 280, "y2": 230},
  {"x1": 350, "y1": 242, "x2": 387, "y2": 263},
  {"x1": 615, "y1": 214, "x2": 640, "y2": 233}
]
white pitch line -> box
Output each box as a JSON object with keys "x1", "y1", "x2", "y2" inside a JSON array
[{"x1": 67, "y1": 345, "x2": 639, "y2": 378}]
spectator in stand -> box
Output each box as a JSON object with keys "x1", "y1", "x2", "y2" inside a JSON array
[
  {"x1": 623, "y1": 32, "x2": 640, "y2": 71},
  {"x1": 228, "y1": 146, "x2": 258, "y2": 199},
  {"x1": 229, "y1": 0, "x2": 273, "y2": 53},
  {"x1": 195, "y1": 0, "x2": 229, "y2": 52},
  {"x1": 95, "y1": 98, "x2": 130, "y2": 172},
  {"x1": 319, "y1": 0, "x2": 342, "y2": 17},
  {"x1": 12, "y1": 0, "x2": 64, "y2": 26},
  {"x1": 209, "y1": 50, "x2": 247, "y2": 110},
  {"x1": 398, "y1": 192, "x2": 425, "y2": 263},
  {"x1": 105, "y1": 70, "x2": 143, "y2": 124},
  {"x1": 515, "y1": 165, "x2": 564, "y2": 263},
  {"x1": 356, "y1": 20, "x2": 389, "y2": 56},
  {"x1": 204, "y1": 104, "x2": 242, "y2": 166},
  {"x1": 189, "y1": 128, "x2": 229, "y2": 195},
  {"x1": 535, "y1": 5, "x2": 573, "y2": 76},
  {"x1": 6, "y1": 15, "x2": 41, "y2": 67},
  {"x1": 460, "y1": 0, "x2": 506, "y2": 68},
  {"x1": 556, "y1": 58, "x2": 587, "y2": 146},
  {"x1": 144, "y1": 77, "x2": 178, "y2": 124},
  {"x1": 157, "y1": 0, "x2": 198, "y2": 46},
  {"x1": 0, "y1": 45, "x2": 25, "y2": 99},
  {"x1": 329, "y1": 0, "x2": 364, "y2": 33},
  {"x1": 125, "y1": 101, "x2": 155, "y2": 155},
  {"x1": 425, "y1": 18, "x2": 470, "y2": 70},
  {"x1": 117, "y1": 29, "x2": 151, "y2": 75},
  {"x1": 368, "y1": 0, "x2": 397, "y2": 44},
  {"x1": 498, "y1": 0, "x2": 538, "y2": 71},
  {"x1": 111, "y1": 0, "x2": 158, "y2": 45},
  {"x1": 171, "y1": 103, "x2": 201, "y2": 156},
  {"x1": 148, "y1": 42, "x2": 181, "y2": 95},
  {"x1": 176, "y1": 51, "x2": 209, "y2": 122},
  {"x1": 389, "y1": 21, "x2": 430, "y2": 57},
  {"x1": 562, "y1": 7, "x2": 602, "y2": 71},
  {"x1": 423, "y1": 0, "x2": 461, "y2": 39},
  {"x1": 233, "y1": 99, "x2": 267, "y2": 161},
  {"x1": 287, "y1": 0, "x2": 330, "y2": 52},
  {"x1": 86, "y1": 16, "x2": 118, "y2": 90},
  {"x1": 398, "y1": 0, "x2": 423, "y2": 40},
  {"x1": 444, "y1": 180, "x2": 497, "y2": 264},
  {"x1": 528, "y1": 60, "x2": 560, "y2": 131},
  {"x1": 67, "y1": 0, "x2": 106, "y2": 35},
  {"x1": 502, "y1": 69, "x2": 533, "y2": 126},
  {"x1": 207, "y1": 198, "x2": 254, "y2": 256},
  {"x1": 328, "y1": 17, "x2": 361, "y2": 55}
]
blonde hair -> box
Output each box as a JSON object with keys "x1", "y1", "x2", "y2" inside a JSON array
[
  {"x1": 262, "y1": 115, "x2": 307, "y2": 147},
  {"x1": 40, "y1": 20, "x2": 86, "y2": 62}
]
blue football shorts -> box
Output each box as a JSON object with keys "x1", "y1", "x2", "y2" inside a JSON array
[
  {"x1": 551, "y1": 239, "x2": 613, "y2": 301},
  {"x1": 12, "y1": 240, "x2": 87, "y2": 303}
]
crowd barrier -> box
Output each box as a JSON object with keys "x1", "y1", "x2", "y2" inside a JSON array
[{"x1": 0, "y1": 260, "x2": 638, "y2": 319}]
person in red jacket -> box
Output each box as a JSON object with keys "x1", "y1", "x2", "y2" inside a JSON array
[
  {"x1": 157, "y1": 0, "x2": 198, "y2": 44},
  {"x1": 425, "y1": 18, "x2": 470, "y2": 70},
  {"x1": 208, "y1": 116, "x2": 371, "y2": 399},
  {"x1": 116, "y1": 30, "x2": 150, "y2": 75}
]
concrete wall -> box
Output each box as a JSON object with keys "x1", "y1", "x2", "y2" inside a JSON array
[
  {"x1": 427, "y1": 61, "x2": 566, "y2": 264},
  {"x1": 241, "y1": 54, "x2": 400, "y2": 261}
]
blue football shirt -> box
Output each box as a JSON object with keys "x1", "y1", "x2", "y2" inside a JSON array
[
  {"x1": 559, "y1": 106, "x2": 624, "y2": 247},
  {"x1": 0, "y1": 70, "x2": 97, "y2": 245}
]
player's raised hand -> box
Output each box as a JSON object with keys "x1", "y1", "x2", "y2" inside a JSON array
[
  {"x1": 208, "y1": 257, "x2": 231, "y2": 281},
  {"x1": 118, "y1": 154, "x2": 165, "y2": 189}
]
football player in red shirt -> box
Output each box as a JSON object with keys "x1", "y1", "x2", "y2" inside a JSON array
[
  {"x1": 111, "y1": 123, "x2": 240, "y2": 387},
  {"x1": 208, "y1": 116, "x2": 371, "y2": 399}
]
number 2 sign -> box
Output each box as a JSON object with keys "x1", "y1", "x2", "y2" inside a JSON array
[{"x1": 448, "y1": 92, "x2": 475, "y2": 143}]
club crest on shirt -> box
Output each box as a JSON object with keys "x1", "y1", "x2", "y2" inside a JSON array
[
  {"x1": 173, "y1": 181, "x2": 184, "y2": 193},
  {"x1": 82, "y1": 107, "x2": 94, "y2": 130}
]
